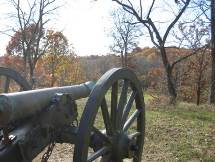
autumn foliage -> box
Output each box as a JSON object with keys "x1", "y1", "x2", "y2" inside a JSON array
[{"x1": 0, "y1": 45, "x2": 211, "y2": 105}]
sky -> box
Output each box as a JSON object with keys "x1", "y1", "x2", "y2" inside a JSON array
[
  {"x1": 0, "y1": 0, "x2": 156, "y2": 56},
  {"x1": 0, "y1": 0, "x2": 117, "y2": 56},
  {"x1": 54, "y1": 0, "x2": 116, "y2": 55},
  {"x1": 0, "y1": 0, "x2": 194, "y2": 56}
]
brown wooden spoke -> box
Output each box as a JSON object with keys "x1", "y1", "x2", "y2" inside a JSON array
[
  {"x1": 101, "y1": 98, "x2": 113, "y2": 135},
  {"x1": 121, "y1": 91, "x2": 137, "y2": 127},
  {"x1": 123, "y1": 109, "x2": 142, "y2": 132},
  {"x1": 111, "y1": 81, "x2": 118, "y2": 131},
  {"x1": 116, "y1": 80, "x2": 128, "y2": 130},
  {"x1": 87, "y1": 146, "x2": 111, "y2": 162}
]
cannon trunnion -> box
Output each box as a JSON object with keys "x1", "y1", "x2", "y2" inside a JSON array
[{"x1": 0, "y1": 67, "x2": 145, "y2": 162}]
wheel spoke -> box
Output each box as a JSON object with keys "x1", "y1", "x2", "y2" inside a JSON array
[
  {"x1": 3, "y1": 76, "x2": 10, "y2": 93},
  {"x1": 123, "y1": 109, "x2": 141, "y2": 132},
  {"x1": 121, "y1": 91, "x2": 136, "y2": 126},
  {"x1": 128, "y1": 132, "x2": 141, "y2": 139},
  {"x1": 101, "y1": 98, "x2": 113, "y2": 135},
  {"x1": 92, "y1": 127, "x2": 111, "y2": 144},
  {"x1": 116, "y1": 80, "x2": 128, "y2": 129},
  {"x1": 87, "y1": 146, "x2": 110, "y2": 162},
  {"x1": 73, "y1": 68, "x2": 145, "y2": 162},
  {"x1": 111, "y1": 81, "x2": 118, "y2": 131}
]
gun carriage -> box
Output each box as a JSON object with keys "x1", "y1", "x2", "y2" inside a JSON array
[{"x1": 0, "y1": 67, "x2": 145, "y2": 162}]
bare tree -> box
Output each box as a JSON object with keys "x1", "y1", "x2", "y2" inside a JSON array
[
  {"x1": 192, "y1": 0, "x2": 215, "y2": 104},
  {"x1": 6, "y1": 0, "x2": 59, "y2": 86},
  {"x1": 210, "y1": 0, "x2": 215, "y2": 103},
  {"x1": 109, "y1": 8, "x2": 142, "y2": 67},
  {"x1": 176, "y1": 18, "x2": 210, "y2": 105},
  {"x1": 112, "y1": 0, "x2": 191, "y2": 104}
]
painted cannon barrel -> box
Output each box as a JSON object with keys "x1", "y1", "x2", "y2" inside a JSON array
[{"x1": 0, "y1": 81, "x2": 95, "y2": 126}]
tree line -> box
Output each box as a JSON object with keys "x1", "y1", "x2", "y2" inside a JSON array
[{"x1": 0, "y1": 0, "x2": 214, "y2": 105}]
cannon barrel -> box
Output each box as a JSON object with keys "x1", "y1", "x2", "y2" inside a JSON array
[{"x1": 0, "y1": 81, "x2": 95, "y2": 126}]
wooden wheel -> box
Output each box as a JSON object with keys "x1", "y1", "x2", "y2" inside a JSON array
[
  {"x1": 0, "y1": 67, "x2": 31, "y2": 144},
  {"x1": 0, "y1": 67, "x2": 31, "y2": 93},
  {"x1": 74, "y1": 68, "x2": 145, "y2": 162}
]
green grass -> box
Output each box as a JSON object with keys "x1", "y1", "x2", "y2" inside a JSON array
[
  {"x1": 144, "y1": 103, "x2": 215, "y2": 162},
  {"x1": 144, "y1": 94, "x2": 154, "y2": 103},
  {"x1": 76, "y1": 95, "x2": 215, "y2": 161}
]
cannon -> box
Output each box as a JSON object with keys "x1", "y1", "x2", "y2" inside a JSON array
[{"x1": 0, "y1": 67, "x2": 145, "y2": 162}]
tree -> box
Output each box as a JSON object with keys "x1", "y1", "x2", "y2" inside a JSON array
[
  {"x1": 109, "y1": 8, "x2": 142, "y2": 67},
  {"x1": 185, "y1": 0, "x2": 215, "y2": 104},
  {"x1": 175, "y1": 19, "x2": 210, "y2": 105},
  {"x1": 112, "y1": 0, "x2": 191, "y2": 104},
  {"x1": 6, "y1": 0, "x2": 59, "y2": 86},
  {"x1": 46, "y1": 55, "x2": 85, "y2": 86},
  {"x1": 57, "y1": 56, "x2": 85, "y2": 85},
  {"x1": 210, "y1": 0, "x2": 215, "y2": 103},
  {"x1": 44, "y1": 30, "x2": 70, "y2": 86}
]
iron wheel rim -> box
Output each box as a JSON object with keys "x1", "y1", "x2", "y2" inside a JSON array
[
  {"x1": 0, "y1": 67, "x2": 31, "y2": 92},
  {"x1": 74, "y1": 68, "x2": 145, "y2": 162}
]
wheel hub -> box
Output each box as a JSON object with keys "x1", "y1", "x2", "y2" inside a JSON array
[{"x1": 112, "y1": 132, "x2": 137, "y2": 160}]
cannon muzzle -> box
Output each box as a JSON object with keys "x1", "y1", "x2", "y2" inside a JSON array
[{"x1": 0, "y1": 81, "x2": 95, "y2": 126}]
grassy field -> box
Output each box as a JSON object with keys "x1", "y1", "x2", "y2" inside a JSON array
[
  {"x1": 76, "y1": 96, "x2": 215, "y2": 162},
  {"x1": 35, "y1": 96, "x2": 215, "y2": 162},
  {"x1": 143, "y1": 102, "x2": 215, "y2": 162}
]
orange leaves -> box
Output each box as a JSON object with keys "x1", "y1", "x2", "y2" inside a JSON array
[
  {"x1": 45, "y1": 30, "x2": 69, "y2": 56},
  {"x1": 41, "y1": 54, "x2": 85, "y2": 86},
  {"x1": 148, "y1": 67, "x2": 163, "y2": 76},
  {"x1": 6, "y1": 23, "x2": 45, "y2": 56}
]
